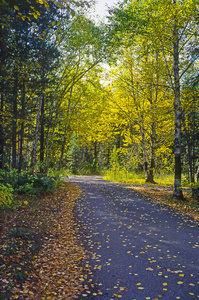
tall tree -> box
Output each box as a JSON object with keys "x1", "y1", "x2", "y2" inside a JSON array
[{"x1": 108, "y1": 0, "x2": 199, "y2": 198}]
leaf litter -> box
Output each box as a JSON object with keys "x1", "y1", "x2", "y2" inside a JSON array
[
  {"x1": 130, "y1": 185, "x2": 199, "y2": 221},
  {"x1": 0, "y1": 182, "x2": 90, "y2": 299}
]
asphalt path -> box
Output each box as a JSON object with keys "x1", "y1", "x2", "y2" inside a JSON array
[{"x1": 69, "y1": 176, "x2": 199, "y2": 300}]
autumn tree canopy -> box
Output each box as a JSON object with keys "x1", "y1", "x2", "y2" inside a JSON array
[{"x1": 1, "y1": 0, "x2": 199, "y2": 200}]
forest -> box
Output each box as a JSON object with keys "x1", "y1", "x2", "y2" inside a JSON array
[{"x1": 1, "y1": 0, "x2": 199, "y2": 205}]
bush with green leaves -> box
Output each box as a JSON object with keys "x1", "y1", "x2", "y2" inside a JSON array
[
  {"x1": 0, "y1": 184, "x2": 14, "y2": 208},
  {"x1": 189, "y1": 182, "x2": 199, "y2": 201},
  {"x1": 16, "y1": 174, "x2": 56, "y2": 195},
  {"x1": 0, "y1": 168, "x2": 19, "y2": 188},
  {"x1": 47, "y1": 168, "x2": 68, "y2": 186},
  {"x1": 32, "y1": 175, "x2": 55, "y2": 192},
  {"x1": 0, "y1": 169, "x2": 57, "y2": 198}
]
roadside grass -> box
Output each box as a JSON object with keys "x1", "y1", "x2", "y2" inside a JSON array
[
  {"x1": 154, "y1": 174, "x2": 174, "y2": 186},
  {"x1": 104, "y1": 170, "x2": 174, "y2": 186},
  {"x1": 104, "y1": 169, "x2": 146, "y2": 184}
]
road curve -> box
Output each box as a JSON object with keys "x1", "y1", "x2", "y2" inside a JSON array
[{"x1": 69, "y1": 176, "x2": 199, "y2": 300}]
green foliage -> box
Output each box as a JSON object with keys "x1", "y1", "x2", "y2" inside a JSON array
[
  {"x1": 106, "y1": 146, "x2": 121, "y2": 180},
  {"x1": 104, "y1": 153, "x2": 175, "y2": 186},
  {"x1": 0, "y1": 169, "x2": 59, "y2": 209},
  {"x1": 67, "y1": 134, "x2": 82, "y2": 174},
  {"x1": 76, "y1": 161, "x2": 101, "y2": 175},
  {"x1": 0, "y1": 168, "x2": 19, "y2": 188},
  {"x1": 188, "y1": 182, "x2": 199, "y2": 201},
  {"x1": 32, "y1": 175, "x2": 55, "y2": 193},
  {"x1": 47, "y1": 168, "x2": 68, "y2": 185},
  {"x1": 1, "y1": 0, "x2": 199, "y2": 195},
  {"x1": 0, "y1": 169, "x2": 55, "y2": 195},
  {"x1": 0, "y1": 184, "x2": 14, "y2": 209},
  {"x1": 104, "y1": 147, "x2": 132, "y2": 182},
  {"x1": 110, "y1": 146, "x2": 120, "y2": 169}
]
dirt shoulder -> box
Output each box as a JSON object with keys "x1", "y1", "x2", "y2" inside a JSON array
[
  {"x1": 0, "y1": 182, "x2": 88, "y2": 299},
  {"x1": 127, "y1": 184, "x2": 199, "y2": 221}
]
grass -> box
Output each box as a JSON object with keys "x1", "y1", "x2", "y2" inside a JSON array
[
  {"x1": 104, "y1": 169, "x2": 192, "y2": 187},
  {"x1": 153, "y1": 174, "x2": 174, "y2": 186},
  {"x1": 104, "y1": 169, "x2": 145, "y2": 184},
  {"x1": 104, "y1": 169, "x2": 174, "y2": 186}
]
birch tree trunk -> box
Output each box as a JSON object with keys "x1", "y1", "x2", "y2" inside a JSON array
[
  {"x1": 182, "y1": 115, "x2": 194, "y2": 184},
  {"x1": 172, "y1": 0, "x2": 183, "y2": 199},
  {"x1": 196, "y1": 167, "x2": 199, "y2": 183}
]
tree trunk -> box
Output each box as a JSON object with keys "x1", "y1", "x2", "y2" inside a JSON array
[
  {"x1": 146, "y1": 71, "x2": 157, "y2": 184},
  {"x1": 31, "y1": 94, "x2": 43, "y2": 174},
  {"x1": 12, "y1": 69, "x2": 18, "y2": 169},
  {"x1": 0, "y1": 92, "x2": 4, "y2": 169},
  {"x1": 40, "y1": 65, "x2": 45, "y2": 173},
  {"x1": 172, "y1": 0, "x2": 183, "y2": 199},
  {"x1": 93, "y1": 141, "x2": 98, "y2": 171},
  {"x1": 196, "y1": 166, "x2": 199, "y2": 183},
  {"x1": 0, "y1": 123, "x2": 4, "y2": 169},
  {"x1": 182, "y1": 115, "x2": 194, "y2": 184},
  {"x1": 58, "y1": 87, "x2": 73, "y2": 170},
  {"x1": 146, "y1": 122, "x2": 156, "y2": 183},
  {"x1": 0, "y1": 18, "x2": 5, "y2": 169},
  {"x1": 18, "y1": 81, "x2": 25, "y2": 173},
  {"x1": 45, "y1": 101, "x2": 61, "y2": 167},
  {"x1": 140, "y1": 120, "x2": 148, "y2": 178},
  {"x1": 40, "y1": 91, "x2": 45, "y2": 173},
  {"x1": 58, "y1": 124, "x2": 67, "y2": 170}
]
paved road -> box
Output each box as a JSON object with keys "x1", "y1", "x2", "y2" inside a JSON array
[{"x1": 70, "y1": 176, "x2": 199, "y2": 300}]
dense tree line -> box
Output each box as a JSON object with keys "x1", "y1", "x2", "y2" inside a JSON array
[
  {"x1": 1, "y1": 0, "x2": 199, "y2": 202},
  {"x1": 0, "y1": 0, "x2": 104, "y2": 174}
]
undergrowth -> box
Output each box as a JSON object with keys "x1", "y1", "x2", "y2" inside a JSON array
[{"x1": 0, "y1": 169, "x2": 67, "y2": 209}]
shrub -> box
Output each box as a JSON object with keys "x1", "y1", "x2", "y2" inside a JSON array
[
  {"x1": 17, "y1": 181, "x2": 35, "y2": 195},
  {"x1": 0, "y1": 168, "x2": 63, "y2": 208},
  {"x1": 0, "y1": 168, "x2": 18, "y2": 187},
  {"x1": 190, "y1": 182, "x2": 199, "y2": 201},
  {"x1": 33, "y1": 175, "x2": 55, "y2": 193},
  {"x1": 0, "y1": 184, "x2": 14, "y2": 208},
  {"x1": 17, "y1": 174, "x2": 55, "y2": 195},
  {"x1": 47, "y1": 168, "x2": 68, "y2": 186}
]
